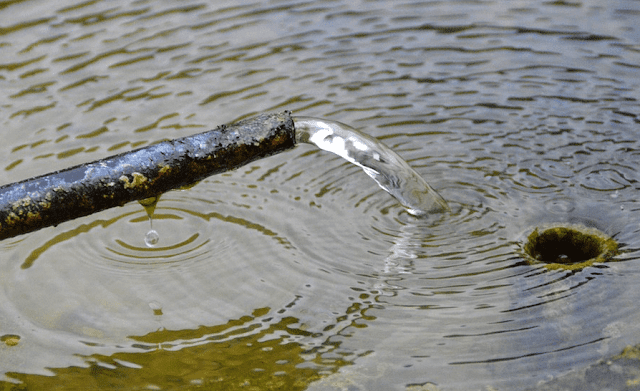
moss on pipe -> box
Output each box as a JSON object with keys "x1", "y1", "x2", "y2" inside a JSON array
[{"x1": 0, "y1": 111, "x2": 295, "y2": 240}]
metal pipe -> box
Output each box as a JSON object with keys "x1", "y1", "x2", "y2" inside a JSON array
[{"x1": 0, "y1": 111, "x2": 295, "y2": 240}]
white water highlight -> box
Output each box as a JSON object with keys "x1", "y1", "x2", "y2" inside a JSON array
[{"x1": 294, "y1": 117, "x2": 448, "y2": 216}]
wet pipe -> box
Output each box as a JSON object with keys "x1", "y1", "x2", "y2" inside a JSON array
[{"x1": 0, "y1": 111, "x2": 295, "y2": 240}]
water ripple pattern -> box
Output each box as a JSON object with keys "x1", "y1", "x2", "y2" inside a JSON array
[{"x1": 1, "y1": 1, "x2": 640, "y2": 390}]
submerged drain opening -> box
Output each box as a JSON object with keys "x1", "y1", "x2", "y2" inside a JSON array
[{"x1": 523, "y1": 224, "x2": 618, "y2": 270}]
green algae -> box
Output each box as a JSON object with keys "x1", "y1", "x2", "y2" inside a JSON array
[
  {"x1": 523, "y1": 224, "x2": 618, "y2": 271},
  {"x1": 1, "y1": 308, "x2": 348, "y2": 391}
]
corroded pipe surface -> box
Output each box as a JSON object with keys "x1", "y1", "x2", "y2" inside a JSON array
[{"x1": 0, "y1": 111, "x2": 295, "y2": 240}]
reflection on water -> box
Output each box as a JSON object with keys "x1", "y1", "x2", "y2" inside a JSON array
[{"x1": 1, "y1": 0, "x2": 640, "y2": 390}]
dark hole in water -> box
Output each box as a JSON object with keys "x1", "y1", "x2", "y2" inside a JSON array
[{"x1": 523, "y1": 225, "x2": 618, "y2": 271}]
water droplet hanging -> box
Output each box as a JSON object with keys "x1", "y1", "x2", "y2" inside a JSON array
[{"x1": 139, "y1": 195, "x2": 160, "y2": 248}]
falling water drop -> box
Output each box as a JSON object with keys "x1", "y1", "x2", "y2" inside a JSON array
[
  {"x1": 294, "y1": 117, "x2": 448, "y2": 215},
  {"x1": 145, "y1": 229, "x2": 160, "y2": 248},
  {"x1": 139, "y1": 195, "x2": 161, "y2": 248}
]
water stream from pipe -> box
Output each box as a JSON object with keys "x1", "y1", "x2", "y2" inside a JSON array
[{"x1": 294, "y1": 117, "x2": 449, "y2": 216}]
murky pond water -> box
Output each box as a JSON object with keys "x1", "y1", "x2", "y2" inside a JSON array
[{"x1": 1, "y1": 1, "x2": 640, "y2": 390}]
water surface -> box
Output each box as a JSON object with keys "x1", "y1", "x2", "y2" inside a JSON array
[{"x1": 1, "y1": 1, "x2": 640, "y2": 390}]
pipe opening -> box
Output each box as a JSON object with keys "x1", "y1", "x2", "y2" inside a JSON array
[{"x1": 523, "y1": 224, "x2": 618, "y2": 271}]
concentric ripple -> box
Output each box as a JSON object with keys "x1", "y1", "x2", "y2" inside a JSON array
[
  {"x1": 0, "y1": 167, "x2": 408, "y2": 381},
  {"x1": 2, "y1": 0, "x2": 640, "y2": 390}
]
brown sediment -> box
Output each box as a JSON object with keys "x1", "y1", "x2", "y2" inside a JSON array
[{"x1": 0, "y1": 111, "x2": 296, "y2": 240}]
